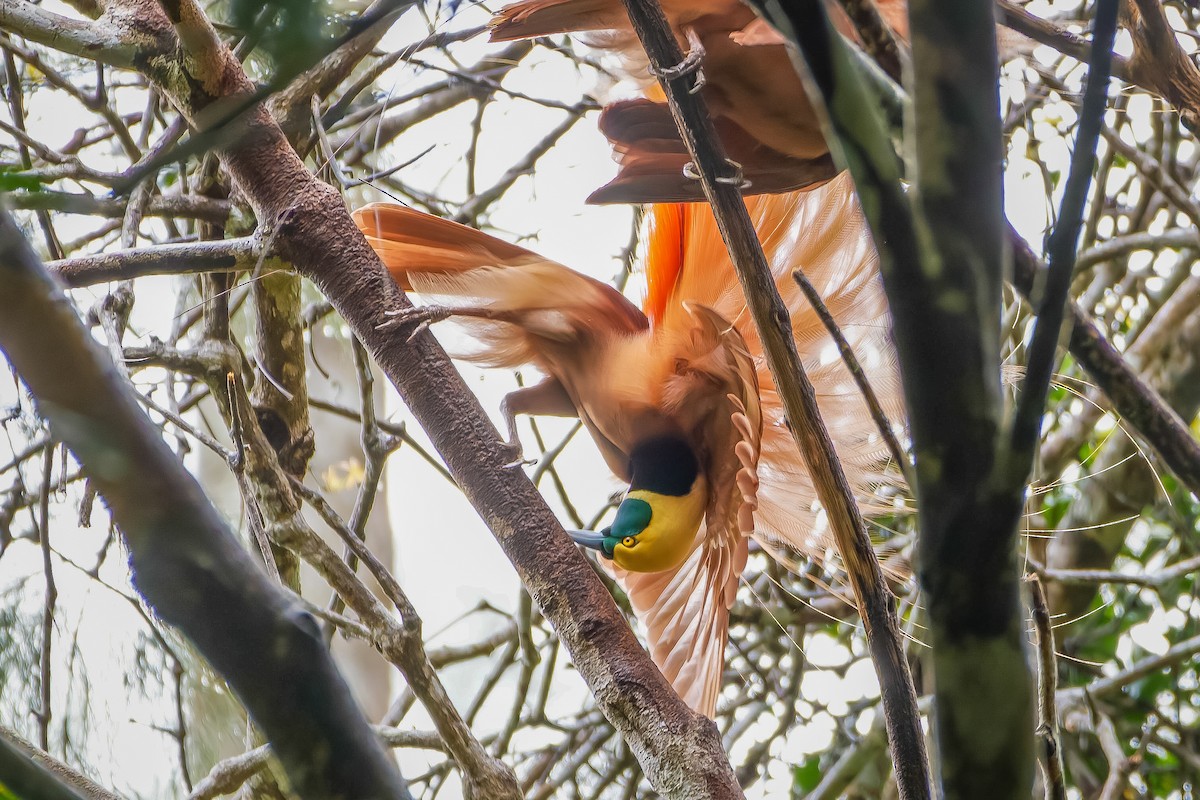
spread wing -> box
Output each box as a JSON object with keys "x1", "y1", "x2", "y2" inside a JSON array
[
  {"x1": 353, "y1": 203, "x2": 647, "y2": 369},
  {"x1": 646, "y1": 172, "x2": 903, "y2": 560},
  {"x1": 614, "y1": 304, "x2": 762, "y2": 717}
]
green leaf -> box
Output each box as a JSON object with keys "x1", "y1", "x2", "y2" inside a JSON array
[
  {"x1": 793, "y1": 755, "x2": 822, "y2": 793},
  {"x1": 0, "y1": 168, "x2": 46, "y2": 193}
]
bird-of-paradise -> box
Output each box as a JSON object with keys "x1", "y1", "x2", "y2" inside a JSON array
[{"x1": 354, "y1": 172, "x2": 901, "y2": 715}]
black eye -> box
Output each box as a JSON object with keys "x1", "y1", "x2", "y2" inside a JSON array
[{"x1": 621, "y1": 536, "x2": 636, "y2": 548}]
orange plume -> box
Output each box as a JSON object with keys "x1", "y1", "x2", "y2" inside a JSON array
[{"x1": 643, "y1": 203, "x2": 686, "y2": 326}]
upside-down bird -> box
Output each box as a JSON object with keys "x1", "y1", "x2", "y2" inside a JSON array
[
  {"x1": 488, "y1": 0, "x2": 910, "y2": 203},
  {"x1": 353, "y1": 172, "x2": 900, "y2": 715}
]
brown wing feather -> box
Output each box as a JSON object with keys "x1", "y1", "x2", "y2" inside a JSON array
[
  {"x1": 354, "y1": 203, "x2": 645, "y2": 329},
  {"x1": 353, "y1": 203, "x2": 647, "y2": 371},
  {"x1": 489, "y1": 0, "x2": 625, "y2": 40},
  {"x1": 489, "y1": 0, "x2": 749, "y2": 41},
  {"x1": 588, "y1": 100, "x2": 837, "y2": 205},
  {"x1": 353, "y1": 203, "x2": 540, "y2": 286}
]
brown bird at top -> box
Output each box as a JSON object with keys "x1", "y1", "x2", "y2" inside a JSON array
[
  {"x1": 353, "y1": 173, "x2": 901, "y2": 715},
  {"x1": 488, "y1": 0, "x2": 910, "y2": 203}
]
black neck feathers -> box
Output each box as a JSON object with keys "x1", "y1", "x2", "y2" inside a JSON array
[{"x1": 628, "y1": 436, "x2": 699, "y2": 497}]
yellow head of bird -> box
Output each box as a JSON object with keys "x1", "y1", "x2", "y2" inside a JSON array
[{"x1": 569, "y1": 436, "x2": 707, "y2": 573}]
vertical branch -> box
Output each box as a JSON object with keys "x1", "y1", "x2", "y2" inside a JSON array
[
  {"x1": 249, "y1": 267, "x2": 311, "y2": 590},
  {"x1": 322, "y1": 335, "x2": 393, "y2": 642},
  {"x1": 1008, "y1": 0, "x2": 1120, "y2": 475},
  {"x1": 617, "y1": 3, "x2": 929, "y2": 798},
  {"x1": 36, "y1": 444, "x2": 56, "y2": 752},
  {"x1": 741, "y1": 1, "x2": 1035, "y2": 797},
  {"x1": 1027, "y1": 576, "x2": 1066, "y2": 800},
  {"x1": 250, "y1": 270, "x2": 315, "y2": 479}
]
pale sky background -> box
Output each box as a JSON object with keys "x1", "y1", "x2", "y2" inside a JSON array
[{"x1": 0, "y1": 1, "x2": 1186, "y2": 797}]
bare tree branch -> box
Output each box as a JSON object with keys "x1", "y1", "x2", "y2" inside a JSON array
[
  {"x1": 48, "y1": 237, "x2": 262, "y2": 287},
  {"x1": 0, "y1": 1, "x2": 138, "y2": 67}
]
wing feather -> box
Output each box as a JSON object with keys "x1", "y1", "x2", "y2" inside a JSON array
[
  {"x1": 588, "y1": 99, "x2": 837, "y2": 206},
  {"x1": 655, "y1": 172, "x2": 904, "y2": 557},
  {"x1": 352, "y1": 203, "x2": 647, "y2": 369}
]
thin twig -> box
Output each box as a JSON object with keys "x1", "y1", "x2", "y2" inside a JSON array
[
  {"x1": 792, "y1": 268, "x2": 913, "y2": 487},
  {"x1": 323, "y1": 336, "x2": 395, "y2": 640},
  {"x1": 1010, "y1": 0, "x2": 1120, "y2": 469},
  {"x1": 1032, "y1": 554, "x2": 1200, "y2": 588},
  {"x1": 1027, "y1": 575, "x2": 1066, "y2": 800},
  {"x1": 35, "y1": 444, "x2": 55, "y2": 752}
]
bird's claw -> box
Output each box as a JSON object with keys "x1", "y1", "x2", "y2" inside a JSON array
[
  {"x1": 681, "y1": 158, "x2": 751, "y2": 190},
  {"x1": 376, "y1": 305, "x2": 452, "y2": 342},
  {"x1": 502, "y1": 456, "x2": 538, "y2": 469},
  {"x1": 650, "y1": 27, "x2": 706, "y2": 94},
  {"x1": 499, "y1": 437, "x2": 535, "y2": 469}
]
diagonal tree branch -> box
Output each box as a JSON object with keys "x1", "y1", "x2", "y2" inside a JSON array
[{"x1": 0, "y1": 724, "x2": 119, "y2": 800}]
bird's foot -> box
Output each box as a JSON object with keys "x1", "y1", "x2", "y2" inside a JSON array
[
  {"x1": 376, "y1": 304, "x2": 453, "y2": 341},
  {"x1": 499, "y1": 438, "x2": 536, "y2": 469},
  {"x1": 650, "y1": 27, "x2": 706, "y2": 94},
  {"x1": 682, "y1": 158, "x2": 751, "y2": 190}
]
